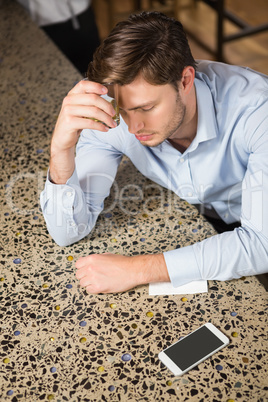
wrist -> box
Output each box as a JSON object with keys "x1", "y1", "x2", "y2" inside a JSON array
[
  {"x1": 50, "y1": 141, "x2": 75, "y2": 157},
  {"x1": 131, "y1": 254, "x2": 170, "y2": 284},
  {"x1": 49, "y1": 147, "x2": 75, "y2": 185}
]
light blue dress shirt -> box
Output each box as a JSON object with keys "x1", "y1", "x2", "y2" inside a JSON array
[{"x1": 40, "y1": 61, "x2": 268, "y2": 286}]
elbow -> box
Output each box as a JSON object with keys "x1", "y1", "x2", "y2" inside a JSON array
[
  {"x1": 238, "y1": 225, "x2": 268, "y2": 274},
  {"x1": 46, "y1": 223, "x2": 91, "y2": 247},
  {"x1": 46, "y1": 230, "x2": 77, "y2": 247},
  {"x1": 47, "y1": 228, "x2": 87, "y2": 247},
  {"x1": 53, "y1": 238, "x2": 76, "y2": 247}
]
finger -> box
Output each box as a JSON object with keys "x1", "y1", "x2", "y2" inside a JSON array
[
  {"x1": 75, "y1": 269, "x2": 85, "y2": 280},
  {"x1": 75, "y1": 255, "x2": 96, "y2": 270},
  {"x1": 79, "y1": 276, "x2": 92, "y2": 288},
  {"x1": 63, "y1": 93, "x2": 116, "y2": 116},
  {"x1": 80, "y1": 119, "x2": 111, "y2": 132},
  {"x1": 65, "y1": 105, "x2": 117, "y2": 129},
  {"x1": 81, "y1": 118, "x2": 111, "y2": 132},
  {"x1": 85, "y1": 284, "x2": 103, "y2": 295},
  {"x1": 57, "y1": 114, "x2": 110, "y2": 134},
  {"x1": 69, "y1": 79, "x2": 107, "y2": 96},
  {"x1": 75, "y1": 257, "x2": 87, "y2": 269},
  {"x1": 85, "y1": 285, "x2": 93, "y2": 294}
]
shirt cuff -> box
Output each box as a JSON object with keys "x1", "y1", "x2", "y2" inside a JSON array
[
  {"x1": 47, "y1": 168, "x2": 79, "y2": 186},
  {"x1": 163, "y1": 246, "x2": 202, "y2": 287},
  {"x1": 43, "y1": 168, "x2": 84, "y2": 213}
]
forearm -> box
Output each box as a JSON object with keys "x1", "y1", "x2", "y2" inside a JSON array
[
  {"x1": 40, "y1": 79, "x2": 121, "y2": 245},
  {"x1": 165, "y1": 226, "x2": 268, "y2": 287},
  {"x1": 49, "y1": 145, "x2": 75, "y2": 184},
  {"x1": 130, "y1": 253, "x2": 170, "y2": 284},
  {"x1": 194, "y1": 226, "x2": 268, "y2": 280},
  {"x1": 47, "y1": 79, "x2": 116, "y2": 184},
  {"x1": 75, "y1": 252, "x2": 170, "y2": 294}
]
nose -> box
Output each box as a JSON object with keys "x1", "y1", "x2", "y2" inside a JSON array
[{"x1": 126, "y1": 113, "x2": 144, "y2": 135}]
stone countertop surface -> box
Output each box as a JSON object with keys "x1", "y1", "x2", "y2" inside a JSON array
[{"x1": 0, "y1": 1, "x2": 267, "y2": 401}]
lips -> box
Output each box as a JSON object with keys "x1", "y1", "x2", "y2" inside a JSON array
[{"x1": 134, "y1": 133, "x2": 154, "y2": 141}]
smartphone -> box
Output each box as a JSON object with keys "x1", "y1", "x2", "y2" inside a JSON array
[{"x1": 158, "y1": 323, "x2": 229, "y2": 376}]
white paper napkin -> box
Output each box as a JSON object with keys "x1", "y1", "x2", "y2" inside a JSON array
[{"x1": 149, "y1": 280, "x2": 208, "y2": 295}]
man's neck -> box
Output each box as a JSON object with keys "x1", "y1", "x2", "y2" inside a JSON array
[
  {"x1": 168, "y1": 92, "x2": 198, "y2": 154},
  {"x1": 167, "y1": 138, "x2": 192, "y2": 154}
]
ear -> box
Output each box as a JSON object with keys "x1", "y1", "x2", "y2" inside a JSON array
[{"x1": 180, "y1": 66, "x2": 195, "y2": 95}]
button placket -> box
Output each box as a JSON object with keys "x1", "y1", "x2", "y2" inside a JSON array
[
  {"x1": 177, "y1": 155, "x2": 194, "y2": 199},
  {"x1": 62, "y1": 188, "x2": 76, "y2": 222}
]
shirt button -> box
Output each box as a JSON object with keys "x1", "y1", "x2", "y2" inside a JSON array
[
  {"x1": 70, "y1": 221, "x2": 76, "y2": 227},
  {"x1": 66, "y1": 191, "x2": 73, "y2": 197},
  {"x1": 187, "y1": 192, "x2": 193, "y2": 197},
  {"x1": 224, "y1": 213, "x2": 229, "y2": 218},
  {"x1": 180, "y1": 158, "x2": 185, "y2": 163}
]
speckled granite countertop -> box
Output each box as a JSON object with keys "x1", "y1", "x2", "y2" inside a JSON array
[{"x1": 0, "y1": 2, "x2": 267, "y2": 401}]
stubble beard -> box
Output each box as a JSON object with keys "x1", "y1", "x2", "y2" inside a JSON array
[{"x1": 139, "y1": 93, "x2": 186, "y2": 148}]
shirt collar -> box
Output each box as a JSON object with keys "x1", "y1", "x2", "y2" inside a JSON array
[{"x1": 194, "y1": 77, "x2": 218, "y2": 143}]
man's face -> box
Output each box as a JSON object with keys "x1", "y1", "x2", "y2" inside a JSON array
[{"x1": 118, "y1": 75, "x2": 186, "y2": 147}]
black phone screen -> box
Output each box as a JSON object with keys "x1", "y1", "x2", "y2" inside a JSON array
[{"x1": 164, "y1": 326, "x2": 224, "y2": 371}]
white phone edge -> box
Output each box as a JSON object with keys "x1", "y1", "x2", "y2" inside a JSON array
[{"x1": 158, "y1": 323, "x2": 230, "y2": 376}]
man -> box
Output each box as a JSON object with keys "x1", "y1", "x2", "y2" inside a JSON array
[{"x1": 40, "y1": 12, "x2": 268, "y2": 294}]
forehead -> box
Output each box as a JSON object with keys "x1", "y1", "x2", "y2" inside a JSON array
[{"x1": 118, "y1": 75, "x2": 176, "y2": 109}]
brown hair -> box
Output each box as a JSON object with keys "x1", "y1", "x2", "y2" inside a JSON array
[{"x1": 87, "y1": 12, "x2": 196, "y2": 88}]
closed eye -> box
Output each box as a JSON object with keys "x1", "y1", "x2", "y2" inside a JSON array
[
  {"x1": 141, "y1": 106, "x2": 154, "y2": 112},
  {"x1": 119, "y1": 104, "x2": 155, "y2": 113}
]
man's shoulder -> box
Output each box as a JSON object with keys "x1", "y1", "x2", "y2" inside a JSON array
[
  {"x1": 196, "y1": 60, "x2": 267, "y2": 83},
  {"x1": 195, "y1": 60, "x2": 268, "y2": 101}
]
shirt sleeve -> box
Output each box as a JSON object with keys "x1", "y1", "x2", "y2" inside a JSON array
[
  {"x1": 40, "y1": 131, "x2": 123, "y2": 246},
  {"x1": 164, "y1": 97, "x2": 268, "y2": 287}
]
